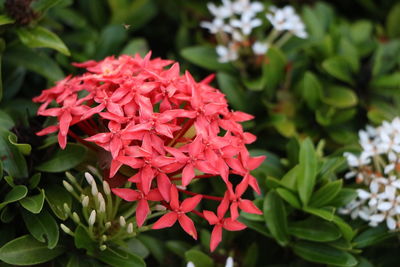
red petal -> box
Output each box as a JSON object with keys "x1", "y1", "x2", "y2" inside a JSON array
[
  {"x1": 169, "y1": 185, "x2": 180, "y2": 210},
  {"x1": 180, "y1": 195, "x2": 202, "y2": 212},
  {"x1": 189, "y1": 135, "x2": 203, "y2": 156},
  {"x1": 59, "y1": 111, "x2": 72, "y2": 136},
  {"x1": 112, "y1": 188, "x2": 140, "y2": 201},
  {"x1": 140, "y1": 165, "x2": 155, "y2": 194},
  {"x1": 85, "y1": 133, "x2": 111, "y2": 143},
  {"x1": 152, "y1": 212, "x2": 178, "y2": 229},
  {"x1": 235, "y1": 176, "x2": 249, "y2": 198},
  {"x1": 58, "y1": 131, "x2": 67, "y2": 149},
  {"x1": 223, "y1": 218, "x2": 246, "y2": 231},
  {"x1": 156, "y1": 173, "x2": 171, "y2": 202},
  {"x1": 210, "y1": 225, "x2": 222, "y2": 252},
  {"x1": 217, "y1": 193, "x2": 230, "y2": 219},
  {"x1": 36, "y1": 125, "x2": 58, "y2": 136},
  {"x1": 178, "y1": 214, "x2": 197, "y2": 240},
  {"x1": 182, "y1": 164, "x2": 195, "y2": 186},
  {"x1": 230, "y1": 201, "x2": 239, "y2": 221},
  {"x1": 136, "y1": 199, "x2": 150, "y2": 227},
  {"x1": 239, "y1": 199, "x2": 262, "y2": 215},
  {"x1": 247, "y1": 156, "x2": 266, "y2": 170},
  {"x1": 203, "y1": 210, "x2": 219, "y2": 225},
  {"x1": 147, "y1": 189, "x2": 163, "y2": 201}
]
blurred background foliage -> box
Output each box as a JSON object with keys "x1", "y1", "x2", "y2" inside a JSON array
[{"x1": 0, "y1": 0, "x2": 400, "y2": 266}]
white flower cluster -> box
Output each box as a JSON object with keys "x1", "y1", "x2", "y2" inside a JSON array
[
  {"x1": 340, "y1": 118, "x2": 400, "y2": 230},
  {"x1": 266, "y1": 6, "x2": 308, "y2": 39},
  {"x1": 201, "y1": 1, "x2": 307, "y2": 63}
]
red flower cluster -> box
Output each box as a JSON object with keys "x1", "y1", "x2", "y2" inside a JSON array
[{"x1": 33, "y1": 53, "x2": 264, "y2": 251}]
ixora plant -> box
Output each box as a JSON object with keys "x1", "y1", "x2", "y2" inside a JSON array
[
  {"x1": 341, "y1": 117, "x2": 400, "y2": 230},
  {"x1": 33, "y1": 52, "x2": 264, "y2": 252}
]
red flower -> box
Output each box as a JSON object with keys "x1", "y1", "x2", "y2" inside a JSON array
[
  {"x1": 33, "y1": 53, "x2": 265, "y2": 249},
  {"x1": 152, "y1": 185, "x2": 201, "y2": 239}
]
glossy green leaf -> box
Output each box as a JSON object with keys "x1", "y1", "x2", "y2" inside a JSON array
[
  {"x1": 0, "y1": 15, "x2": 15, "y2": 26},
  {"x1": 21, "y1": 209, "x2": 59, "y2": 249},
  {"x1": 328, "y1": 188, "x2": 358, "y2": 207},
  {"x1": 94, "y1": 247, "x2": 145, "y2": 267},
  {"x1": 16, "y1": 26, "x2": 70, "y2": 56},
  {"x1": 238, "y1": 217, "x2": 272, "y2": 238},
  {"x1": 0, "y1": 111, "x2": 14, "y2": 130},
  {"x1": 332, "y1": 216, "x2": 355, "y2": 241},
  {"x1": 31, "y1": 0, "x2": 63, "y2": 13},
  {"x1": 322, "y1": 57, "x2": 354, "y2": 84},
  {"x1": 166, "y1": 240, "x2": 191, "y2": 257},
  {"x1": 322, "y1": 86, "x2": 358, "y2": 108},
  {"x1": 0, "y1": 39, "x2": 4, "y2": 102},
  {"x1": 293, "y1": 241, "x2": 357, "y2": 266},
  {"x1": 262, "y1": 47, "x2": 286, "y2": 97},
  {"x1": 0, "y1": 160, "x2": 3, "y2": 180},
  {"x1": 29, "y1": 173, "x2": 41, "y2": 189},
  {"x1": 297, "y1": 138, "x2": 318, "y2": 205},
  {"x1": 74, "y1": 226, "x2": 96, "y2": 253},
  {"x1": 280, "y1": 165, "x2": 300, "y2": 191},
  {"x1": 0, "y1": 185, "x2": 28, "y2": 210},
  {"x1": 44, "y1": 184, "x2": 71, "y2": 220},
  {"x1": 289, "y1": 217, "x2": 341, "y2": 242},
  {"x1": 8, "y1": 133, "x2": 32, "y2": 155},
  {"x1": 217, "y1": 72, "x2": 247, "y2": 111},
  {"x1": 276, "y1": 188, "x2": 301, "y2": 209},
  {"x1": 95, "y1": 24, "x2": 127, "y2": 60},
  {"x1": 19, "y1": 189, "x2": 45, "y2": 214},
  {"x1": 181, "y1": 46, "x2": 234, "y2": 72},
  {"x1": 123, "y1": 238, "x2": 149, "y2": 259},
  {"x1": 109, "y1": 0, "x2": 157, "y2": 30},
  {"x1": 4, "y1": 45, "x2": 64, "y2": 82},
  {"x1": 121, "y1": 38, "x2": 149, "y2": 57},
  {"x1": 185, "y1": 250, "x2": 213, "y2": 267},
  {"x1": 302, "y1": 72, "x2": 322, "y2": 110},
  {"x1": 1, "y1": 206, "x2": 15, "y2": 223},
  {"x1": 0, "y1": 129, "x2": 28, "y2": 178},
  {"x1": 353, "y1": 224, "x2": 395, "y2": 248},
  {"x1": 36, "y1": 143, "x2": 87, "y2": 172},
  {"x1": 310, "y1": 180, "x2": 343, "y2": 208},
  {"x1": 263, "y1": 190, "x2": 289, "y2": 246},
  {"x1": 304, "y1": 207, "x2": 335, "y2": 221},
  {"x1": 387, "y1": 3, "x2": 400, "y2": 38},
  {"x1": 0, "y1": 235, "x2": 64, "y2": 265},
  {"x1": 137, "y1": 235, "x2": 165, "y2": 264}
]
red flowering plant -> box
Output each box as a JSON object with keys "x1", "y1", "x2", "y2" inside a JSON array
[{"x1": 33, "y1": 52, "x2": 264, "y2": 251}]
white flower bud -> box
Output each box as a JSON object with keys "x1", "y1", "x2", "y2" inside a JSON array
[
  {"x1": 62, "y1": 180, "x2": 74, "y2": 193},
  {"x1": 99, "y1": 245, "x2": 107, "y2": 251},
  {"x1": 82, "y1": 195, "x2": 89, "y2": 207},
  {"x1": 91, "y1": 181, "x2": 98, "y2": 196},
  {"x1": 176, "y1": 185, "x2": 187, "y2": 190},
  {"x1": 85, "y1": 172, "x2": 94, "y2": 185},
  {"x1": 155, "y1": 204, "x2": 167, "y2": 211},
  {"x1": 186, "y1": 262, "x2": 195, "y2": 267},
  {"x1": 103, "y1": 181, "x2": 111, "y2": 195},
  {"x1": 127, "y1": 222, "x2": 134, "y2": 233},
  {"x1": 119, "y1": 216, "x2": 126, "y2": 227},
  {"x1": 225, "y1": 257, "x2": 234, "y2": 267},
  {"x1": 63, "y1": 203, "x2": 70, "y2": 214},
  {"x1": 89, "y1": 210, "x2": 96, "y2": 226},
  {"x1": 101, "y1": 235, "x2": 107, "y2": 242},
  {"x1": 99, "y1": 199, "x2": 106, "y2": 213},
  {"x1": 65, "y1": 172, "x2": 77, "y2": 184},
  {"x1": 72, "y1": 212, "x2": 80, "y2": 224},
  {"x1": 105, "y1": 221, "x2": 112, "y2": 229},
  {"x1": 60, "y1": 224, "x2": 73, "y2": 235}
]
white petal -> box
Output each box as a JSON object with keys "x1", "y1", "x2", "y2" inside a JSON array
[
  {"x1": 369, "y1": 214, "x2": 385, "y2": 223},
  {"x1": 387, "y1": 216, "x2": 397, "y2": 230},
  {"x1": 357, "y1": 189, "x2": 370, "y2": 199},
  {"x1": 377, "y1": 202, "x2": 392, "y2": 211}
]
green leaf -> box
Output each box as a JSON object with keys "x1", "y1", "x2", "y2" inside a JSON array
[
  {"x1": 262, "y1": 47, "x2": 286, "y2": 97},
  {"x1": 166, "y1": 240, "x2": 191, "y2": 257},
  {"x1": 8, "y1": 133, "x2": 32, "y2": 155},
  {"x1": 120, "y1": 38, "x2": 149, "y2": 57},
  {"x1": 302, "y1": 6, "x2": 325, "y2": 40},
  {"x1": 263, "y1": 190, "x2": 289, "y2": 246},
  {"x1": 276, "y1": 188, "x2": 301, "y2": 209},
  {"x1": 16, "y1": 26, "x2": 70, "y2": 56},
  {"x1": 0, "y1": 15, "x2": 15, "y2": 26},
  {"x1": 289, "y1": 217, "x2": 342, "y2": 242},
  {"x1": 29, "y1": 173, "x2": 41, "y2": 189},
  {"x1": 297, "y1": 138, "x2": 318, "y2": 205},
  {"x1": 0, "y1": 235, "x2": 64, "y2": 265},
  {"x1": 36, "y1": 143, "x2": 87, "y2": 172},
  {"x1": 216, "y1": 72, "x2": 247, "y2": 111},
  {"x1": 387, "y1": 3, "x2": 400, "y2": 38},
  {"x1": 310, "y1": 180, "x2": 343, "y2": 208},
  {"x1": 0, "y1": 39, "x2": 4, "y2": 103},
  {"x1": 0, "y1": 128, "x2": 28, "y2": 178},
  {"x1": 1, "y1": 206, "x2": 15, "y2": 223},
  {"x1": 302, "y1": 72, "x2": 322, "y2": 110},
  {"x1": 293, "y1": 241, "x2": 357, "y2": 267},
  {"x1": 0, "y1": 185, "x2": 28, "y2": 210},
  {"x1": 95, "y1": 24, "x2": 127, "y2": 60},
  {"x1": 322, "y1": 86, "x2": 358, "y2": 108},
  {"x1": 304, "y1": 207, "x2": 335, "y2": 221},
  {"x1": 4, "y1": 45, "x2": 64, "y2": 82},
  {"x1": 94, "y1": 247, "x2": 145, "y2": 267},
  {"x1": 332, "y1": 216, "x2": 356, "y2": 241},
  {"x1": 328, "y1": 188, "x2": 357, "y2": 207},
  {"x1": 31, "y1": 0, "x2": 63, "y2": 14},
  {"x1": 184, "y1": 249, "x2": 213, "y2": 267},
  {"x1": 74, "y1": 226, "x2": 96, "y2": 253},
  {"x1": 21, "y1": 209, "x2": 59, "y2": 249},
  {"x1": 19, "y1": 189, "x2": 45, "y2": 214},
  {"x1": 181, "y1": 46, "x2": 234, "y2": 72},
  {"x1": 238, "y1": 217, "x2": 272, "y2": 238},
  {"x1": 322, "y1": 57, "x2": 354, "y2": 85},
  {"x1": 123, "y1": 238, "x2": 149, "y2": 259},
  {"x1": 137, "y1": 235, "x2": 165, "y2": 264},
  {"x1": 280, "y1": 165, "x2": 300, "y2": 191},
  {"x1": 0, "y1": 110, "x2": 14, "y2": 130},
  {"x1": 353, "y1": 224, "x2": 395, "y2": 248},
  {"x1": 0, "y1": 160, "x2": 3, "y2": 180},
  {"x1": 44, "y1": 184, "x2": 71, "y2": 220}
]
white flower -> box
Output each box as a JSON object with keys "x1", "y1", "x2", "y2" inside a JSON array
[
  {"x1": 266, "y1": 5, "x2": 308, "y2": 38},
  {"x1": 201, "y1": 18, "x2": 232, "y2": 34},
  {"x1": 187, "y1": 262, "x2": 195, "y2": 267},
  {"x1": 230, "y1": 12, "x2": 262, "y2": 35},
  {"x1": 252, "y1": 41, "x2": 269, "y2": 55},
  {"x1": 207, "y1": 2, "x2": 233, "y2": 19},
  {"x1": 225, "y1": 257, "x2": 234, "y2": 267},
  {"x1": 216, "y1": 43, "x2": 239, "y2": 63},
  {"x1": 232, "y1": 0, "x2": 264, "y2": 17}
]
